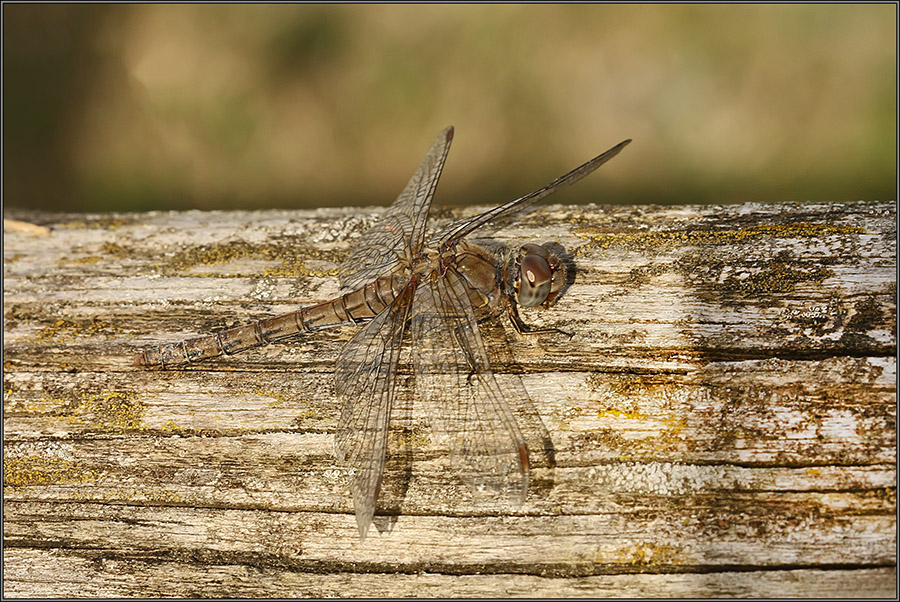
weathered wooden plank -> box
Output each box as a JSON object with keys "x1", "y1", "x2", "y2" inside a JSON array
[
  {"x1": 3, "y1": 359, "x2": 895, "y2": 463},
  {"x1": 3, "y1": 495, "x2": 895, "y2": 570},
  {"x1": 3, "y1": 549, "x2": 894, "y2": 598},
  {"x1": 3, "y1": 200, "x2": 896, "y2": 597}
]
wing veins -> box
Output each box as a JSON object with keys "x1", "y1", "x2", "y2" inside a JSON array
[
  {"x1": 439, "y1": 138, "x2": 631, "y2": 246},
  {"x1": 335, "y1": 283, "x2": 414, "y2": 540},
  {"x1": 339, "y1": 127, "x2": 454, "y2": 289},
  {"x1": 411, "y1": 269, "x2": 529, "y2": 501}
]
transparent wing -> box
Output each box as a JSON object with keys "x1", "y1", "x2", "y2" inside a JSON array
[
  {"x1": 338, "y1": 126, "x2": 454, "y2": 289},
  {"x1": 437, "y1": 138, "x2": 631, "y2": 247},
  {"x1": 410, "y1": 269, "x2": 529, "y2": 502},
  {"x1": 334, "y1": 283, "x2": 414, "y2": 540}
]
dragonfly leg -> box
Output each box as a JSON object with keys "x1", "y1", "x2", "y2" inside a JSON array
[{"x1": 506, "y1": 301, "x2": 569, "y2": 336}]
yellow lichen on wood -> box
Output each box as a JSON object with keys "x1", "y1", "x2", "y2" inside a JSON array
[
  {"x1": 36, "y1": 318, "x2": 122, "y2": 343},
  {"x1": 617, "y1": 542, "x2": 686, "y2": 566},
  {"x1": 56, "y1": 217, "x2": 136, "y2": 230},
  {"x1": 574, "y1": 222, "x2": 868, "y2": 251},
  {"x1": 67, "y1": 255, "x2": 104, "y2": 265},
  {"x1": 160, "y1": 419, "x2": 183, "y2": 433},
  {"x1": 69, "y1": 392, "x2": 146, "y2": 432},
  {"x1": 389, "y1": 428, "x2": 432, "y2": 450},
  {"x1": 724, "y1": 262, "x2": 834, "y2": 295},
  {"x1": 3, "y1": 456, "x2": 100, "y2": 490},
  {"x1": 161, "y1": 240, "x2": 343, "y2": 278}
]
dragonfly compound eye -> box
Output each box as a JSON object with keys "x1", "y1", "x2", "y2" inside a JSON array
[{"x1": 516, "y1": 253, "x2": 554, "y2": 307}]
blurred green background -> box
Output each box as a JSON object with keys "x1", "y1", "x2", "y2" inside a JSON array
[{"x1": 3, "y1": 4, "x2": 896, "y2": 213}]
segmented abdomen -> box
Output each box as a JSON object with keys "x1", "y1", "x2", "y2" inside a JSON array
[{"x1": 135, "y1": 275, "x2": 405, "y2": 369}]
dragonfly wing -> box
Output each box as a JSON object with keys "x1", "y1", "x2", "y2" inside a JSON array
[
  {"x1": 437, "y1": 138, "x2": 631, "y2": 247},
  {"x1": 334, "y1": 283, "x2": 414, "y2": 540},
  {"x1": 339, "y1": 126, "x2": 454, "y2": 290},
  {"x1": 410, "y1": 269, "x2": 529, "y2": 502}
]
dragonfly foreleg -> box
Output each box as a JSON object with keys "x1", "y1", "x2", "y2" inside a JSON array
[{"x1": 506, "y1": 300, "x2": 569, "y2": 337}]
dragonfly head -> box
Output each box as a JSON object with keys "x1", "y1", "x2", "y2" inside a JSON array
[{"x1": 511, "y1": 243, "x2": 567, "y2": 308}]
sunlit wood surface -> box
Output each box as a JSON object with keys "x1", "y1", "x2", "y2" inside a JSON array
[{"x1": 4, "y1": 200, "x2": 895, "y2": 597}]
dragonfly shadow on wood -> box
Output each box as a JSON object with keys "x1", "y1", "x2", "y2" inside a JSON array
[{"x1": 136, "y1": 127, "x2": 630, "y2": 540}]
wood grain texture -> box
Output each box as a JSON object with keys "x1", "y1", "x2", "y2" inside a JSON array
[{"x1": 3, "y1": 200, "x2": 896, "y2": 597}]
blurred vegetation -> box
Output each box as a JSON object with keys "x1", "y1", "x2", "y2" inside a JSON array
[{"x1": 3, "y1": 4, "x2": 896, "y2": 213}]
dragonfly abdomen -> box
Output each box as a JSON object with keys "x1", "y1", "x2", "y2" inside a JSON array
[{"x1": 135, "y1": 275, "x2": 405, "y2": 369}]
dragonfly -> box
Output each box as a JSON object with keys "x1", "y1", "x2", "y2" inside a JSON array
[{"x1": 136, "y1": 127, "x2": 630, "y2": 539}]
